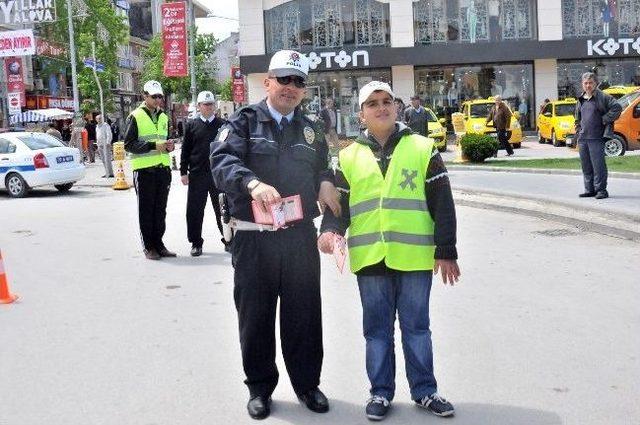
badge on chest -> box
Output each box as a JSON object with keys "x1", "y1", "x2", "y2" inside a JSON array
[{"x1": 303, "y1": 126, "x2": 315, "y2": 145}]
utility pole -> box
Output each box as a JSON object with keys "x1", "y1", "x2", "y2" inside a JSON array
[
  {"x1": 91, "y1": 42, "x2": 105, "y2": 120},
  {"x1": 188, "y1": 0, "x2": 196, "y2": 107},
  {"x1": 66, "y1": 0, "x2": 80, "y2": 118}
]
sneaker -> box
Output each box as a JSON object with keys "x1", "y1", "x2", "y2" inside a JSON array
[
  {"x1": 595, "y1": 190, "x2": 609, "y2": 199},
  {"x1": 366, "y1": 395, "x2": 390, "y2": 421},
  {"x1": 190, "y1": 245, "x2": 202, "y2": 257},
  {"x1": 579, "y1": 192, "x2": 596, "y2": 198},
  {"x1": 415, "y1": 393, "x2": 455, "y2": 417}
]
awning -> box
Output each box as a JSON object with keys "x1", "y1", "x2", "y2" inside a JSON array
[
  {"x1": 33, "y1": 108, "x2": 74, "y2": 120},
  {"x1": 9, "y1": 110, "x2": 49, "y2": 124},
  {"x1": 10, "y1": 108, "x2": 74, "y2": 123}
]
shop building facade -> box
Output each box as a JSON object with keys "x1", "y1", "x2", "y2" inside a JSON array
[{"x1": 239, "y1": 0, "x2": 640, "y2": 133}]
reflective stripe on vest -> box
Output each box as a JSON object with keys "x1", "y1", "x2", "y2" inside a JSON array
[
  {"x1": 339, "y1": 134, "x2": 435, "y2": 273},
  {"x1": 129, "y1": 106, "x2": 170, "y2": 170}
]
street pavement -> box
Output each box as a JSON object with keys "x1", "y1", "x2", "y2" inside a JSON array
[{"x1": 1, "y1": 167, "x2": 639, "y2": 425}]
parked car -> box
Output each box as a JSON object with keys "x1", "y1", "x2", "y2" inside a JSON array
[
  {"x1": 460, "y1": 97, "x2": 523, "y2": 148},
  {"x1": 603, "y1": 85, "x2": 639, "y2": 99},
  {"x1": 423, "y1": 107, "x2": 448, "y2": 152},
  {"x1": 0, "y1": 132, "x2": 85, "y2": 198},
  {"x1": 537, "y1": 98, "x2": 577, "y2": 147},
  {"x1": 566, "y1": 89, "x2": 640, "y2": 156}
]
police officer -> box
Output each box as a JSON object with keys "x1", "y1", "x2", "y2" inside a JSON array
[
  {"x1": 124, "y1": 80, "x2": 177, "y2": 260},
  {"x1": 210, "y1": 50, "x2": 340, "y2": 420},
  {"x1": 180, "y1": 91, "x2": 226, "y2": 256}
]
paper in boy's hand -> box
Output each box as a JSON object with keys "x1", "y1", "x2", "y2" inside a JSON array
[
  {"x1": 333, "y1": 234, "x2": 347, "y2": 273},
  {"x1": 270, "y1": 202, "x2": 287, "y2": 229}
]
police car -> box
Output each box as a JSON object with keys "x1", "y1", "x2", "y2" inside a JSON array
[{"x1": 0, "y1": 132, "x2": 85, "y2": 198}]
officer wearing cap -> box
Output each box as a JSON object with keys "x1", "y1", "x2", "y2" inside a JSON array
[
  {"x1": 210, "y1": 50, "x2": 341, "y2": 420},
  {"x1": 180, "y1": 91, "x2": 226, "y2": 256},
  {"x1": 124, "y1": 80, "x2": 177, "y2": 260}
]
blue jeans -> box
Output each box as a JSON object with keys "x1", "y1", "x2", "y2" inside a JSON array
[{"x1": 357, "y1": 271, "x2": 437, "y2": 401}]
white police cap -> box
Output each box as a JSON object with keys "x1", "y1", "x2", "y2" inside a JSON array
[
  {"x1": 268, "y1": 50, "x2": 309, "y2": 79},
  {"x1": 197, "y1": 91, "x2": 215, "y2": 103},
  {"x1": 143, "y1": 80, "x2": 163, "y2": 96},
  {"x1": 358, "y1": 81, "x2": 395, "y2": 107}
]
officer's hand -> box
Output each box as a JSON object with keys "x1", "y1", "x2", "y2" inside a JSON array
[
  {"x1": 318, "y1": 181, "x2": 341, "y2": 217},
  {"x1": 434, "y1": 259, "x2": 461, "y2": 286},
  {"x1": 155, "y1": 141, "x2": 167, "y2": 152},
  {"x1": 251, "y1": 182, "x2": 281, "y2": 213},
  {"x1": 181, "y1": 175, "x2": 189, "y2": 185},
  {"x1": 317, "y1": 232, "x2": 336, "y2": 254}
]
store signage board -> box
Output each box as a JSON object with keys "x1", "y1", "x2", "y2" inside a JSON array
[
  {"x1": 0, "y1": 29, "x2": 35, "y2": 57},
  {"x1": 0, "y1": 0, "x2": 56, "y2": 24},
  {"x1": 307, "y1": 50, "x2": 369, "y2": 71},
  {"x1": 587, "y1": 37, "x2": 640, "y2": 56}
]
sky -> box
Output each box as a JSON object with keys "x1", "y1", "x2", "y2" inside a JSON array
[{"x1": 196, "y1": 0, "x2": 240, "y2": 43}]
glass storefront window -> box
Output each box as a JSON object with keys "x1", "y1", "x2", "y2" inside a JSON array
[
  {"x1": 415, "y1": 63, "x2": 534, "y2": 128},
  {"x1": 302, "y1": 68, "x2": 391, "y2": 137},
  {"x1": 557, "y1": 59, "x2": 640, "y2": 98},
  {"x1": 562, "y1": 0, "x2": 640, "y2": 38},
  {"x1": 414, "y1": 0, "x2": 536, "y2": 45},
  {"x1": 264, "y1": 0, "x2": 390, "y2": 54}
]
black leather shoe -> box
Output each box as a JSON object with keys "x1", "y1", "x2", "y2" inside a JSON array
[
  {"x1": 595, "y1": 190, "x2": 609, "y2": 199},
  {"x1": 247, "y1": 396, "x2": 271, "y2": 420},
  {"x1": 157, "y1": 247, "x2": 177, "y2": 257},
  {"x1": 298, "y1": 388, "x2": 329, "y2": 413},
  {"x1": 579, "y1": 192, "x2": 596, "y2": 198},
  {"x1": 190, "y1": 246, "x2": 202, "y2": 257},
  {"x1": 144, "y1": 249, "x2": 160, "y2": 260}
]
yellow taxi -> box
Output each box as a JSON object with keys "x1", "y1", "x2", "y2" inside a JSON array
[
  {"x1": 603, "y1": 85, "x2": 639, "y2": 99},
  {"x1": 460, "y1": 97, "x2": 523, "y2": 148},
  {"x1": 424, "y1": 107, "x2": 448, "y2": 152},
  {"x1": 537, "y1": 98, "x2": 577, "y2": 147}
]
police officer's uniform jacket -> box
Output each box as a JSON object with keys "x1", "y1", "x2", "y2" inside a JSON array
[{"x1": 209, "y1": 99, "x2": 332, "y2": 398}]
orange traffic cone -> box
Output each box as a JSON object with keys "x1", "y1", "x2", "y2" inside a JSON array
[{"x1": 0, "y1": 250, "x2": 18, "y2": 304}]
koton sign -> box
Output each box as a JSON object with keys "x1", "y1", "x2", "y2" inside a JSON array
[
  {"x1": 161, "y1": 2, "x2": 187, "y2": 77},
  {"x1": 0, "y1": 29, "x2": 35, "y2": 57},
  {"x1": 587, "y1": 37, "x2": 640, "y2": 56},
  {"x1": 0, "y1": 0, "x2": 56, "y2": 24}
]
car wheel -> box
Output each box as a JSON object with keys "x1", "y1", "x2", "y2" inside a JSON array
[
  {"x1": 55, "y1": 183, "x2": 74, "y2": 193},
  {"x1": 5, "y1": 173, "x2": 28, "y2": 198},
  {"x1": 604, "y1": 136, "x2": 626, "y2": 157},
  {"x1": 552, "y1": 130, "x2": 562, "y2": 147},
  {"x1": 537, "y1": 129, "x2": 546, "y2": 144}
]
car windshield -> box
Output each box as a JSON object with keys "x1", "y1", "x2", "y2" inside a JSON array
[
  {"x1": 555, "y1": 104, "x2": 575, "y2": 116},
  {"x1": 470, "y1": 103, "x2": 493, "y2": 118},
  {"x1": 617, "y1": 91, "x2": 640, "y2": 109},
  {"x1": 16, "y1": 133, "x2": 65, "y2": 150},
  {"x1": 426, "y1": 109, "x2": 438, "y2": 122}
]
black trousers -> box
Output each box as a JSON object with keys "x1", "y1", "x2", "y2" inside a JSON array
[
  {"x1": 186, "y1": 172, "x2": 222, "y2": 247},
  {"x1": 498, "y1": 129, "x2": 514, "y2": 155},
  {"x1": 232, "y1": 224, "x2": 323, "y2": 397},
  {"x1": 133, "y1": 166, "x2": 171, "y2": 251},
  {"x1": 579, "y1": 138, "x2": 608, "y2": 193}
]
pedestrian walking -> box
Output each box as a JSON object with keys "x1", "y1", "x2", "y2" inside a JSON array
[
  {"x1": 394, "y1": 98, "x2": 405, "y2": 122},
  {"x1": 84, "y1": 113, "x2": 97, "y2": 163},
  {"x1": 486, "y1": 95, "x2": 514, "y2": 156},
  {"x1": 403, "y1": 95, "x2": 429, "y2": 136},
  {"x1": 96, "y1": 114, "x2": 113, "y2": 178},
  {"x1": 210, "y1": 49, "x2": 341, "y2": 420},
  {"x1": 574, "y1": 72, "x2": 622, "y2": 199},
  {"x1": 319, "y1": 97, "x2": 339, "y2": 148},
  {"x1": 318, "y1": 81, "x2": 460, "y2": 421},
  {"x1": 124, "y1": 80, "x2": 177, "y2": 260},
  {"x1": 180, "y1": 91, "x2": 226, "y2": 256},
  {"x1": 46, "y1": 123, "x2": 62, "y2": 140}
]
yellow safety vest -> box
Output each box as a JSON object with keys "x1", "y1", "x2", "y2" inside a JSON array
[
  {"x1": 339, "y1": 134, "x2": 435, "y2": 273},
  {"x1": 129, "y1": 105, "x2": 170, "y2": 170}
]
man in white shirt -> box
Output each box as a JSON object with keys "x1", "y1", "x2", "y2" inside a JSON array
[{"x1": 96, "y1": 114, "x2": 113, "y2": 177}]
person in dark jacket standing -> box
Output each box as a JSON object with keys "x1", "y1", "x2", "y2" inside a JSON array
[
  {"x1": 574, "y1": 72, "x2": 622, "y2": 199},
  {"x1": 84, "y1": 113, "x2": 97, "y2": 162},
  {"x1": 124, "y1": 80, "x2": 177, "y2": 260},
  {"x1": 486, "y1": 95, "x2": 514, "y2": 156},
  {"x1": 318, "y1": 81, "x2": 459, "y2": 421},
  {"x1": 319, "y1": 97, "x2": 338, "y2": 148},
  {"x1": 210, "y1": 50, "x2": 341, "y2": 420},
  {"x1": 180, "y1": 91, "x2": 226, "y2": 256},
  {"x1": 403, "y1": 95, "x2": 429, "y2": 136}
]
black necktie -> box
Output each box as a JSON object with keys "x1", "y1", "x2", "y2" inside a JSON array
[{"x1": 280, "y1": 117, "x2": 289, "y2": 130}]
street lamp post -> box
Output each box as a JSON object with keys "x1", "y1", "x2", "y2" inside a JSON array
[{"x1": 66, "y1": 0, "x2": 80, "y2": 118}]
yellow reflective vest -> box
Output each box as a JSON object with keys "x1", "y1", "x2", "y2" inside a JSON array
[
  {"x1": 339, "y1": 134, "x2": 435, "y2": 273},
  {"x1": 129, "y1": 105, "x2": 170, "y2": 170}
]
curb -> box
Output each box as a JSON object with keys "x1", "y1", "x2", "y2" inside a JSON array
[
  {"x1": 447, "y1": 165, "x2": 640, "y2": 180},
  {"x1": 453, "y1": 188, "x2": 640, "y2": 243}
]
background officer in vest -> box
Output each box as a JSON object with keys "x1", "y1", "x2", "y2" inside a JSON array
[
  {"x1": 210, "y1": 49, "x2": 340, "y2": 420},
  {"x1": 318, "y1": 81, "x2": 460, "y2": 421},
  {"x1": 124, "y1": 80, "x2": 177, "y2": 260},
  {"x1": 180, "y1": 91, "x2": 226, "y2": 256}
]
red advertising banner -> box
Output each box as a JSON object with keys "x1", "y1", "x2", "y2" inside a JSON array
[
  {"x1": 4, "y1": 56, "x2": 25, "y2": 106},
  {"x1": 232, "y1": 67, "x2": 245, "y2": 103},
  {"x1": 162, "y1": 2, "x2": 188, "y2": 77}
]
